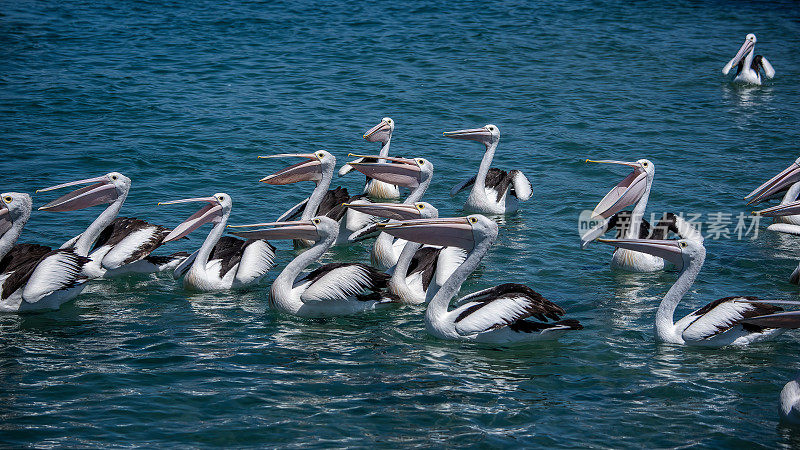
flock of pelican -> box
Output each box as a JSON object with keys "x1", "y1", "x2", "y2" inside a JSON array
[{"x1": 2, "y1": 34, "x2": 797, "y2": 423}]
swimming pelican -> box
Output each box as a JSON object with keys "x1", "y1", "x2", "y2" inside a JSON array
[
  {"x1": 345, "y1": 154, "x2": 433, "y2": 269},
  {"x1": 37, "y1": 172, "x2": 187, "y2": 279},
  {"x1": 746, "y1": 157, "x2": 800, "y2": 235},
  {"x1": 379, "y1": 215, "x2": 582, "y2": 343},
  {"x1": 158, "y1": 193, "x2": 276, "y2": 291},
  {"x1": 444, "y1": 125, "x2": 532, "y2": 214},
  {"x1": 722, "y1": 33, "x2": 775, "y2": 85},
  {"x1": 600, "y1": 238, "x2": 800, "y2": 346},
  {"x1": 339, "y1": 117, "x2": 401, "y2": 199},
  {"x1": 581, "y1": 159, "x2": 702, "y2": 272},
  {"x1": 780, "y1": 373, "x2": 800, "y2": 425},
  {"x1": 260, "y1": 151, "x2": 376, "y2": 247},
  {"x1": 345, "y1": 202, "x2": 467, "y2": 304},
  {"x1": 230, "y1": 216, "x2": 397, "y2": 317},
  {"x1": 0, "y1": 192, "x2": 89, "y2": 312},
  {"x1": 753, "y1": 199, "x2": 800, "y2": 284}
]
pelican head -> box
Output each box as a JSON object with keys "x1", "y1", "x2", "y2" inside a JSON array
[
  {"x1": 259, "y1": 151, "x2": 336, "y2": 185},
  {"x1": 363, "y1": 117, "x2": 394, "y2": 144},
  {"x1": 0, "y1": 192, "x2": 32, "y2": 236},
  {"x1": 37, "y1": 172, "x2": 131, "y2": 212},
  {"x1": 228, "y1": 216, "x2": 337, "y2": 242},
  {"x1": 158, "y1": 193, "x2": 232, "y2": 243},
  {"x1": 347, "y1": 154, "x2": 433, "y2": 188},
  {"x1": 443, "y1": 124, "x2": 500, "y2": 147},
  {"x1": 598, "y1": 238, "x2": 705, "y2": 271},
  {"x1": 344, "y1": 201, "x2": 438, "y2": 221},
  {"x1": 745, "y1": 157, "x2": 800, "y2": 205},
  {"x1": 585, "y1": 159, "x2": 654, "y2": 220},
  {"x1": 722, "y1": 33, "x2": 757, "y2": 75},
  {"x1": 379, "y1": 214, "x2": 497, "y2": 251}
]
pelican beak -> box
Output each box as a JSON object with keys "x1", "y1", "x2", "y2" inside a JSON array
[
  {"x1": 259, "y1": 153, "x2": 322, "y2": 185},
  {"x1": 745, "y1": 160, "x2": 800, "y2": 205},
  {"x1": 598, "y1": 238, "x2": 685, "y2": 270},
  {"x1": 0, "y1": 203, "x2": 10, "y2": 236},
  {"x1": 586, "y1": 160, "x2": 648, "y2": 220},
  {"x1": 37, "y1": 175, "x2": 118, "y2": 212},
  {"x1": 363, "y1": 119, "x2": 393, "y2": 143},
  {"x1": 343, "y1": 202, "x2": 422, "y2": 221},
  {"x1": 158, "y1": 197, "x2": 223, "y2": 243},
  {"x1": 442, "y1": 127, "x2": 492, "y2": 142},
  {"x1": 228, "y1": 220, "x2": 319, "y2": 240},
  {"x1": 722, "y1": 38, "x2": 756, "y2": 75},
  {"x1": 347, "y1": 153, "x2": 422, "y2": 188},
  {"x1": 752, "y1": 200, "x2": 800, "y2": 217},
  {"x1": 379, "y1": 217, "x2": 475, "y2": 249}
]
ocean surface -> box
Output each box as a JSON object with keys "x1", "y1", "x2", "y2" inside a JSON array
[{"x1": 2, "y1": 0, "x2": 800, "y2": 447}]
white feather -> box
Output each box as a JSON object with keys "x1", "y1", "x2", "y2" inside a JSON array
[
  {"x1": 101, "y1": 226, "x2": 160, "y2": 270},
  {"x1": 22, "y1": 252, "x2": 85, "y2": 303},
  {"x1": 511, "y1": 170, "x2": 532, "y2": 201},
  {"x1": 453, "y1": 295, "x2": 534, "y2": 335},
  {"x1": 301, "y1": 265, "x2": 373, "y2": 303},
  {"x1": 434, "y1": 246, "x2": 467, "y2": 287},
  {"x1": 234, "y1": 240, "x2": 276, "y2": 285}
]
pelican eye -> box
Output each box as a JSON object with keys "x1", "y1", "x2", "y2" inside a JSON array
[
  {"x1": 111, "y1": 175, "x2": 118, "y2": 180},
  {"x1": 680, "y1": 242, "x2": 687, "y2": 248},
  {"x1": 316, "y1": 152, "x2": 325, "y2": 159},
  {"x1": 313, "y1": 218, "x2": 320, "y2": 225},
  {"x1": 417, "y1": 159, "x2": 424, "y2": 165},
  {"x1": 3, "y1": 196, "x2": 12, "y2": 203},
  {"x1": 643, "y1": 162, "x2": 648, "y2": 167},
  {"x1": 417, "y1": 204, "x2": 425, "y2": 209},
  {"x1": 217, "y1": 196, "x2": 224, "y2": 201},
  {"x1": 469, "y1": 217, "x2": 477, "y2": 224}
]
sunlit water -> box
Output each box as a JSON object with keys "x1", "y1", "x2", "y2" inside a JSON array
[{"x1": 2, "y1": 1, "x2": 800, "y2": 447}]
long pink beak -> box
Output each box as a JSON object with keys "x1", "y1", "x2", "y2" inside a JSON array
[
  {"x1": 159, "y1": 197, "x2": 223, "y2": 243},
  {"x1": 586, "y1": 160, "x2": 647, "y2": 219},
  {"x1": 37, "y1": 175, "x2": 118, "y2": 212},
  {"x1": 598, "y1": 238, "x2": 684, "y2": 270},
  {"x1": 745, "y1": 161, "x2": 800, "y2": 205},
  {"x1": 228, "y1": 220, "x2": 319, "y2": 240},
  {"x1": 0, "y1": 205, "x2": 11, "y2": 236},
  {"x1": 753, "y1": 200, "x2": 800, "y2": 217},
  {"x1": 379, "y1": 217, "x2": 475, "y2": 249},
  {"x1": 344, "y1": 202, "x2": 422, "y2": 221},
  {"x1": 348, "y1": 154, "x2": 422, "y2": 188},
  {"x1": 442, "y1": 127, "x2": 491, "y2": 141},
  {"x1": 259, "y1": 154, "x2": 322, "y2": 185},
  {"x1": 363, "y1": 120, "x2": 392, "y2": 143},
  {"x1": 722, "y1": 39, "x2": 755, "y2": 75}
]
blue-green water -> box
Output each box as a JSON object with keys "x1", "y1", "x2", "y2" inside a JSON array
[{"x1": 2, "y1": 0, "x2": 800, "y2": 447}]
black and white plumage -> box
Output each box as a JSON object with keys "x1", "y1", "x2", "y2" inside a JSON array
[
  {"x1": 379, "y1": 215, "x2": 582, "y2": 344},
  {"x1": 260, "y1": 151, "x2": 377, "y2": 246},
  {"x1": 780, "y1": 374, "x2": 800, "y2": 425},
  {"x1": 161, "y1": 194, "x2": 276, "y2": 291},
  {"x1": 451, "y1": 283, "x2": 582, "y2": 336},
  {"x1": 444, "y1": 125, "x2": 532, "y2": 214},
  {"x1": 601, "y1": 238, "x2": 800, "y2": 347},
  {"x1": 722, "y1": 33, "x2": 775, "y2": 86},
  {"x1": 338, "y1": 117, "x2": 402, "y2": 199},
  {"x1": 37, "y1": 172, "x2": 187, "y2": 279},
  {"x1": 230, "y1": 216, "x2": 397, "y2": 317},
  {"x1": 0, "y1": 193, "x2": 90, "y2": 312}
]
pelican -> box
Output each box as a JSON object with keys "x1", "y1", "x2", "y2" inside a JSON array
[
  {"x1": 37, "y1": 172, "x2": 187, "y2": 279},
  {"x1": 0, "y1": 192, "x2": 89, "y2": 312},
  {"x1": 581, "y1": 159, "x2": 702, "y2": 272},
  {"x1": 600, "y1": 238, "x2": 800, "y2": 346},
  {"x1": 379, "y1": 215, "x2": 582, "y2": 343},
  {"x1": 746, "y1": 157, "x2": 800, "y2": 235},
  {"x1": 259, "y1": 151, "x2": 376, "y2": 247},
  {"x1": 339, "y1": 117, "x2": 401, "y2": 199},
  {"x1": 444, "y1": 125, "x2": 532, "y2": 214},
  {"x1": 230, "y1": 216, "x2": 397, "y2": 317},
  {"x1": 780, "y1": 373, "x2": 800, "y2": 425},
  {"x1": 345, "y1": 154, "x2": 433, "y2": 269},
  {"x1": 345, "y1": 202, "x2": 466, "y2": 305},
  {"x1": 722, "y1": 33, "x2": 775, "y2": 85},
  {"x1": 753, "y1": 199, "x2": 800, "y2": 284},
  {"x1": 158, "y1": 193, "x2": 275, "y2": 291}
]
